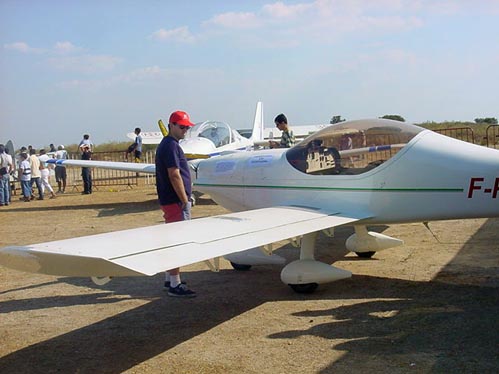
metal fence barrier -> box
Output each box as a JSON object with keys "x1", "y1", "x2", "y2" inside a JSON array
[
  {"x1": 485, "y1": 125, "x2": 499, "y2": 149},
  {"x1": 66, "y1": 150, "x2": 156, "y2": 191},
  {"x1": 432, "y1": 127, "x2": 476, "y2": 144}
]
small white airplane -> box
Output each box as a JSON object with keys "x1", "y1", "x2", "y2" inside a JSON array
[
  {"x1": 128, "y1": 101, "x2": 328, "y2": 156},
  {"x1": 127, "y1": 102, "x2": 265, "y2": 160},
  {"x1": 1, "y1": 119, "x2": 498, "y2": 293}
]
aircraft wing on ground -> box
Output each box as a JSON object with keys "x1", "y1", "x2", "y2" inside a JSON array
[
  {"x1": 47, "y1": 159, "x2": 156, "y2": 174},
  {"x1": 0, "y1": 206, "x2": 365, "y2": 277}
]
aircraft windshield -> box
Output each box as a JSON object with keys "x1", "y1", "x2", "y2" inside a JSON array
[
  {"x1": 187, "y1": 121, "x2": 232, "y2": 147},
  {"x1": 286, "y1": 119, "x2": 423, "y2": 175}
]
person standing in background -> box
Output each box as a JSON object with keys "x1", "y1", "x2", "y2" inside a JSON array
[
  {"x1": 269, "y1": 113, "x2": 295, "y2": 148},
  {"x1": 0, "y1": 144, "x2": 13, "y2": 206},
  {"x1": 38, "y1": 149, "x2": 56, "y2": 199},
  {"x1": 18, "y1": 153, "x2": 31, "y2": 202},
  {"x1": 81, "y1": 145, "x2": 92, "y2": 194},
  {"x1": 29, "y1": 149, "x2": 43, "y2": 200},
  {"x1": 55, "y1": 145, "x2": 67, "y2": 194},
  {"x1": 133, "y1": 127, "x2": 143, "y2": 162},
  {"x1": 79, "y1": 134, "x2": 93, "y2": 153}
]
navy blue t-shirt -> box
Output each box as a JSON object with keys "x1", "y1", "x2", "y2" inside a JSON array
[{"x1": 155, "y1": 135, "x2": 191, "y2": 205}]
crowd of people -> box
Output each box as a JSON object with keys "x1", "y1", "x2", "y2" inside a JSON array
[
  {"x1": 0, "y1": 128, "x2": 148, "y2": 205},
  {"x1": 0, "y1": 142, "x2": 70, "y2": 206}
]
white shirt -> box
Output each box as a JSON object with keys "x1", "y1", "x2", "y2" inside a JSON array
[
  {"x1": 20, "y1": 159, "x2": 31, "y2": 181},
  {"x1": 0, "y1": 153, "x2": 13, "y2": 173},
  {"x1": 55, "y1": 149, "x2": 68, "y2": 160},
  {"x1": 29, "y1": 154, "x2": 41, "y2": 178},
  {"x1": 135, "y1": 134, "x2": 143, "y2": 152},
  {"x1": 79, "y1": 138, "x2": 93, "y2": 151}
]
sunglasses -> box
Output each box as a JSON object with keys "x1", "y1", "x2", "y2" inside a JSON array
[{"x1": 174, "y1": 123, "x2": 190, "y2": 130}]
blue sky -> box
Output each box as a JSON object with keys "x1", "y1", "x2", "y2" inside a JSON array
[{"x1": 1, "y1": 0, "x2": 499, "y2": 148}]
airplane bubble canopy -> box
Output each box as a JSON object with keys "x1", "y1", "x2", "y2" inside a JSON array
[
  {"x1": 286, "y1": 119, "x2": 424, "y2": 176},
  {"x1": 185, "y1": 121, "x2": 234, "y2": 148}
]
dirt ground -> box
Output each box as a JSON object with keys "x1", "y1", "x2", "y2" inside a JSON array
[{"x1": 0, "y1": 186, "x2": 498, "y2": 374}]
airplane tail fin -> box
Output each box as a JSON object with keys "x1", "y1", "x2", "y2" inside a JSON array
[
  {"x1": 158, "y1": 119, "x2": 169, "y2": 137},
  {"x1": 249, "y1": 101, "x2": 264, "y2": 142},
  {"x1": 6, "y1": 140, "x2": 15, "y2": 156}
]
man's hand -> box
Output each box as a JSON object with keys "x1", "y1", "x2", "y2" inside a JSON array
[{"x1": 269, "y1": 140, "x2": 279, "y2": 149}]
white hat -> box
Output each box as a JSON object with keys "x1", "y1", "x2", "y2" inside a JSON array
[{"x1": 58, "y1": 144, "x2": 65, "y2": 149}]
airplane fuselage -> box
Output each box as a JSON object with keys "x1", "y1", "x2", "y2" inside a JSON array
[{"x1": 195, "y1": 129, "x2": 499, "y2": 224}]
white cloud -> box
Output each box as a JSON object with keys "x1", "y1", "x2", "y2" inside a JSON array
[
  {"x1": 196, "y1": 0, "x2": 427, "y2": 46},
  {"x1": 262, "y1": 1, "x2": 313, "y2": 18},
  {"x1": 57, "y1": 79, "x2": 106, "y2": 90},
  {"x1": 150, "y1": 26, "x2": 195, "y2": 43},
  {"x1": 55, "y1": 66, "x2": 226, "y2": 95},
  {"x1": 4, "y1": 41, "x2": 42, "y2": 53},
  {"x1": 203, "y1": 11, "x2": 261, "y2": 29},
  {"x1": 53, "y1": 41, "x2": 81, "y2": 54},
  {"x1": 48, "y1": 54, "x2": 122, "y2": 73},
  {"x1": 115, "y1": 65, "x2": 168, "y2": 83}
]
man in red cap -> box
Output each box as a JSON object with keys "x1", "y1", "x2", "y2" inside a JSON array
[{"x1": 155, "y1": 110, "x2": 197, "y2": 297}]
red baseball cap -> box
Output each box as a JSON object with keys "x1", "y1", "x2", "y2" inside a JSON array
[{"x1": 169, "y1": 110, "x2": 195, "y2": 126}]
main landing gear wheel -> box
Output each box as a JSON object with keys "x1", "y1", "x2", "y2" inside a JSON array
[
  {"x1": 289, "y1": 283, "x2": 318, "y2": 294},
  {"x1": 355, "y1": 251, "x2": 376, "y2": 258},
  {"x1": 230, "y1": 262, "x2": 252, "y2": 271}
]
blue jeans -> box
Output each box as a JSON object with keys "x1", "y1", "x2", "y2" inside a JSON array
[
  {"x1": 21, "y1": 180, "x2": 32, "y2": 198},
  {"x1": 31, "y1": 177, "x2": 44, "y2": 199},
  {"x1": 0, "y1": 174, "x2": 9, "y2": 204},
  {"x1": 82, "y1": 168, "x2": 92, "y2": 193}
]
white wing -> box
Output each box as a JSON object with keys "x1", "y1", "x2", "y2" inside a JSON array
[
  {"x1": 0, "y1": 206, "x2": 366, "y2": 277},
  {"x1": 127, "y1": 131, "x2": 163, "y2": 144},
  {"x1": 48, "y1": 159, "x2": 156, "y2": 174}
]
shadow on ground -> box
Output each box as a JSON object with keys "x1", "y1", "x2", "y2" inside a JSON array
[{"x1": 0, "y1": 220, "x2": 497, "y2": 373}]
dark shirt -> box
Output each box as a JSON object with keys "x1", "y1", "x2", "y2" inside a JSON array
[
  {"x1": 81, "y1": 150, "x2": 92, "y2": 160},
  {"x1": 155, "y1": 135, "x2": 191, "y2": 205}
]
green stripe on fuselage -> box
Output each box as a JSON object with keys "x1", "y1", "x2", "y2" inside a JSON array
[{"x1": 194, "y1": 183, "x2": 463, "y2": 193}]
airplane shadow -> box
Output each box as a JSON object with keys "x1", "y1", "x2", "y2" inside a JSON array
[
  {"x1": 0, "y1": 280, "x2": 62, "y2": 296},
  {"x1": 3, "y1": 200, "x2": 159, "y2": 216},
  {"x1": 192, "y1": 195, "x2": 218, "y2": 206},
  {"x1": 5, "y1": 196, "x2": 217, "y2": 217},
  {"x1": 270, "y1": 277, "x2": 498, "y2": 373},
  {"x1": 0, "y1": 221, "x2": 497, "y2": 373}
]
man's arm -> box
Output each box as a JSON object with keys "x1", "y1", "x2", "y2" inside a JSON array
[
  {"x1": 269, "y1": 140, "x2": 280, "y2": 149},
  {"x1": 167, "y1": 167, "x2": 189, "y2": 205}
]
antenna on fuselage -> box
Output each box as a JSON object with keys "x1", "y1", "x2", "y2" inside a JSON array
[{"x1": 423, "y1": 222, "x2": 441, "y2": 243}]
